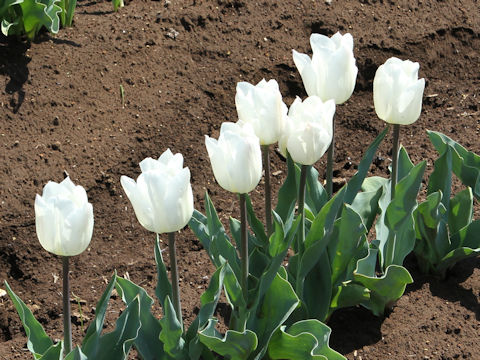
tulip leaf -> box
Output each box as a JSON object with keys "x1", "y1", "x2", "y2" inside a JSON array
[
  {"x1": 350, "y1": 185, "x2": 383, "y2": 232},
  {"x1": 82, "y1": 293, "x2": 140, "y2": 359},
  {"x1": 154, "y1": 234, "x2": 173, "y2": 310},
  {"x1": 114, "y1": 276, "x2": 165, "y2": 360},
  {"x1": 82, "y1": 273, "x2": 116, "y2": 346},
  {"x1": 344, "y1": 126, "x2": 388, "y2": 205},
  {"x1": 37, "y1": 342, "x2": 63, "y2": 360},
  {"x1": 186, "y1": 264, "x2": 226, "y2": 360},
  {"x1": 247, "y1": 272, "x2": 300, "y2": 360},
  {"x1": 268, "y1": 320, "x2": 345, "y2": 360},
  {"x1": 329, "y1": 282, "x2": 370, "y2": 315},
  {"x1": 428, "y1": 130, "x2": 480, "y2": 199},
  {"x1": 276, "y1": 153, "x2": 300, "y2": 222},
  {"x1": 448, "y1": 188, "x2": 473, "y2": 235},
  {"x1": 304, "y1": 164, "x2": 328, "y2": 216},
  {"x1": 198, "y1": 319, "x2": 258, "y2": 360},
  {"x1": 302, "y1": 256, "x2": 332, "y2": 321},
  {"x1": 159, "y1": 296, "x2": 186, "y2": 359},
  {"x1": 354, "y1": 243, "x2": 413, "y2": 316},
  {"x1": 396, "y1": 145, "x2": 415, "y2": 182},
  {"x1": 64, "y1": 347, "x2": 88, "y2": 360},
  {"x1": 19, "y1": 0, "x2": 62, "y2": 40},
  {"x1": 427, "y1": 146, "x2": 453, "y2": 210},
  {"x1": 380, "y1": 161, "x2": 426, "y2": 268},
  {"x1": 4, "y1": 280, "x2": 53, "y2": 358},
  {"x1": 245, "y1": 193, "x2": 268, "y2": 247}
]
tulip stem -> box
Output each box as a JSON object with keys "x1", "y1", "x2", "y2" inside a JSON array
[
  {"x1": 326, "y1": 115, "x2": 335, "y2": 199},
  {"x1": 391, "y1": 124, "x2": 400, "y2": 200},
  {"x1": 168, "y1": 232, "x2": 183, "y2": 329},
  {"x1": 62, "y1": 256, "x2": 72, "y2": 355},
  {"x1": 297, "y1": 165, "x2": 308, "y2": 255},
  {"x1": 239, "y1": 193, "x2": 248, "y2": 304},
  {"x1": 262, "y1": 145, "x2": 273, "y2": 237}
]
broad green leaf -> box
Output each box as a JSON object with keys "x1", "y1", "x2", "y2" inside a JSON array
[
  {"x1": 449, "y1": 188, "x2": 473, "y2": 235},
  {"x1": 247, "y1": 273, "x2": 299, "y2": 360},
  {"x1": 397, "y1": 145, "x2": 415, "y2": 182},
  {"x1": 245, "y1": 193, "x2": 268, "y2": 247},
  {"x1": 83, "y1": 295, "x2": 140, "y2": 359},
  {"x1": 344, "y1": 126, "x2": 388, "y2": 204},
  {"x1": 329, "y1": 283, "x2": 370, "y2": 316},
  {"x1": 186, "y1": 265, "x2": 226, "y2": 360},
  {"x1": 64, "y1": 347, "x2": 87, "y2": 360},
  {"x1": 268, "y1": 320, "x2": 346, "y2": 360},
  {"x1": 354, "y1": 263, "x2": 413, "y2": 316},
  {"x1": 154, "y1": 235, "x2": 173, "y2": 310},
  {"x1": 381, "y1": 161, "x2": 426, "y2": 268},
  {"x1": 276, "y1": 153, "x2": 300, "y2": 222},
  {"x1": 82, "y1": 274, "x2": 116, "y2": 346},
  {"x1": 437, "y1": 247, "x2": 480, "y2": 278},
  {"x1": 159, "y1": 296, "x2": 186, "y2": 359},
  {"x1": 304, "y1": 164, "x2": 327, "y2": 215},
  {"x1": 427, "y1": 146, "x2": 452, "y2": 211},
  {"x1": 37, "y1": 342, "x2": 62, "y2": 360},
  {"x1": 449, "y1": 219, "x2": 480, "y2": 250},
  {"x1": 189, "y1": 210, "x2": 211, "y2": 251},
  {"x1": 19, "y1": 0, "x2": 62, "y2": 39},
  {"x1": 4, "y1": 280, "x2": 53, "y2": 358},
  {"x1": 114, "y1": 276, "x2": 165, "y2": 360},
  {"x1": 328, "y1": 205, "x2": 368, "y2": 287},
  {"x1": 428, "y1": 130, "x2": 480, "y2": 199},
  {"x1": 198, "y1": 319, "x2": 258, "y2": 360},
  {"x1": 301, "y1": 253, "x2": 332, "y2": 321},
  {"x1": 350, "y1": 185, "x2": 383, "y2": 232}
]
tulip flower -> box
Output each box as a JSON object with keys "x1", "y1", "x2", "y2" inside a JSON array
[
  {"x1": 373, "y1": 57, "x2": 425, "y2": 126},
  {"x1": 120, "y1": 149, "x2": 194, "y2": 234},
  {"x1": 205, "y1": 121, "x2": 262, "y2": 304},
  {"x1": 279, "y1": 96, "x2": 335, "y2": 257},
  {"x1": 373, "y1": 57, "x2": 425, "y2": 199},
  {"x1": 35, "y1": 176, "x2": 94, "y2": 354},
  {"x1": 121, "y1": 149, "x2": 194, "y2": 326},
  {"x1": 235, "y1": 79, "x2": 287, "y2": 146},
  {"x1": 235, "y1": 78, "x2": 287, "y2": 235},
  {"x1": 205, "y1": 122, "x2": 262, "y2": 195},
  {"x1": 279, "y1": 96, "x2": 335, "y2": 166},
  {"x1": 35, "y1": 177, "x2": 94, "y2": 256},
  {"x1": 292, "y1": 32, "x2": 357, "y2": 105},
  {"x1": 293, "y1": 31, "x2": 357, "y2": 198}
]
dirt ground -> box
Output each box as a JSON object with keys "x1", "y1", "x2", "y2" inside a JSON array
[{"x1": 1, "y1": 0, "x2": 479, "y2": 359}]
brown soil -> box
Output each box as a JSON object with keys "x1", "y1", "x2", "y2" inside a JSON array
[{"x1": 1, "y1": 0, "x2": 480, "y2": 359}]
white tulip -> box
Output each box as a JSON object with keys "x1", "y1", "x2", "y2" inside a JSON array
[
  {"x1": 120, "y1": 149, "x2": 194, "y2": 234},
  {"x1": 279, "y1": 96, "x2": 335, "y2": 165},
  {"x1": 205, "y1": 122, "x2": 262, "y2": 194},
  {"x1": 235, "y1": 79, "x2": 287, "y2": 145},
  {"x1": 373, "y1": 57, "x2": 425, "y2": 125},
  {"x1": 293, "y1": 32, "x2": 358, "y2": 104},
  {"x1": 35, "y1": 177, "x2": 93, "y2": 256}
]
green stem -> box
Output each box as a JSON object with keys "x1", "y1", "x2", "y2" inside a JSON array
[
  {"x1": 168, "y1": 232, "x2": 183, "y2": 329},
  {"x1": 326, "y1": 115, "x2": 336, "y2": 199},
  {"x1": 297, "y1": 165, "x2": 308, "y2": 255},
  {"x1": 391, "y1": 124, "x2": 401, "y2": 200},
  {"x1": 62, "y1": 256, "x2": 72, "y2": 355},
  {"x1": 239, "y1": 193, "x2": 248, "y2": 305},
  {"x1": 262, "y1": 145, "x2": 273, "y2": 237}
]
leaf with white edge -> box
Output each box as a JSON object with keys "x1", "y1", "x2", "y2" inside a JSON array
[
  {"x1": 19, "y1": 0, "x2": 62, "y2": 39},
  {"x1": 198, "y1": 319, "x2": 258, "y2": 360},
  {"x1": 4, "y1": 280, "x2": 53, "y2": 358},
  {"x1": 37, "y1": 342, "x2": 62, "y2": 360},
  {"x1": 268, "y1": 319, "x2": 346, "y2": 360}
]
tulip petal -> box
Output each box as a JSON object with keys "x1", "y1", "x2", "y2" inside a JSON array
[{"x1": 292, "y1": 50, "x2": 318, "y2": 97}]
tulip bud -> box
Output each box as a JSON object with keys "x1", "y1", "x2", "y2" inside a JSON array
[
  {"x1": 35, "y1": 177, "x2": 94, "y2": 256},
  {"x1": 279, "y1": 96, "x2": 335, "y2": 165},
  {"x1": 205, "y1": 122, "x2": 262, "y2": 194},
  {"x1": 293, "y1": 32, "x2": 358, "y2": 104},
  {"x1": 120, "y1": 149, "x2": 194, "y2": 234},
  {"x1": 373, "y1": 57, "x2": 425, "y2": 125},
  {"x1": 235, "y1": 79, "x2": 288, "y2": 145}
]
